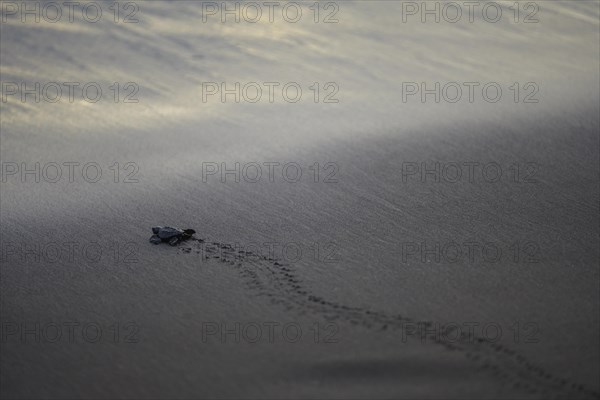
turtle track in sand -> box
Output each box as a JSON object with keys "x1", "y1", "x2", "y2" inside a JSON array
[{"x1": 179, "y1": 238, "x2": 599, "y2": 399}]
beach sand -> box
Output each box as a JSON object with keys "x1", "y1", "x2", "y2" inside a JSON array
[{"x1": 1, "y1": 1, "x2": 599, "y2": 398}]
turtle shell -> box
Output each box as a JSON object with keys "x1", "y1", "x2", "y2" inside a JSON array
[{"x1": 157, "y1": 226, "x2": 184, "y2": 239}]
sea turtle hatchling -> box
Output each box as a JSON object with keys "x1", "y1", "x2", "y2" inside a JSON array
[{"x1": 149, "y1": 226, "x2": 196, "y2": 246}]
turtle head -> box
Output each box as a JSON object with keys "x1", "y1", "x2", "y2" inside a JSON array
[
  {"x1": 183, "y1": 229, "x2": 196, "y2": 237},
  {"x1": 152, "y1": 226, "x2": 161, "y2": 234}
]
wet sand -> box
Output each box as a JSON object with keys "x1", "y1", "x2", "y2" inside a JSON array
[{"x1": 1, "y1": 1, "x2": 599, "y2": 398}]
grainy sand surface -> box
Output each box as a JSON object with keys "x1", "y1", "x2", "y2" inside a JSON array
[{"x1": 1, "y1": 1, "x2": 599, "y2": 398}]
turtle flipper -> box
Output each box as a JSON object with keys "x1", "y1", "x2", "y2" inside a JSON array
[
  {"x1": 149, "y1": 235, "x2": 162, "y2": 244},
  {"x1": 168, "y1": 237, "x2": 180, "y2": 246}
]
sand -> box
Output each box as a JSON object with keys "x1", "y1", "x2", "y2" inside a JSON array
[{"x1": 1, "y1": 1, "x2": 599, "y2": 398}]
